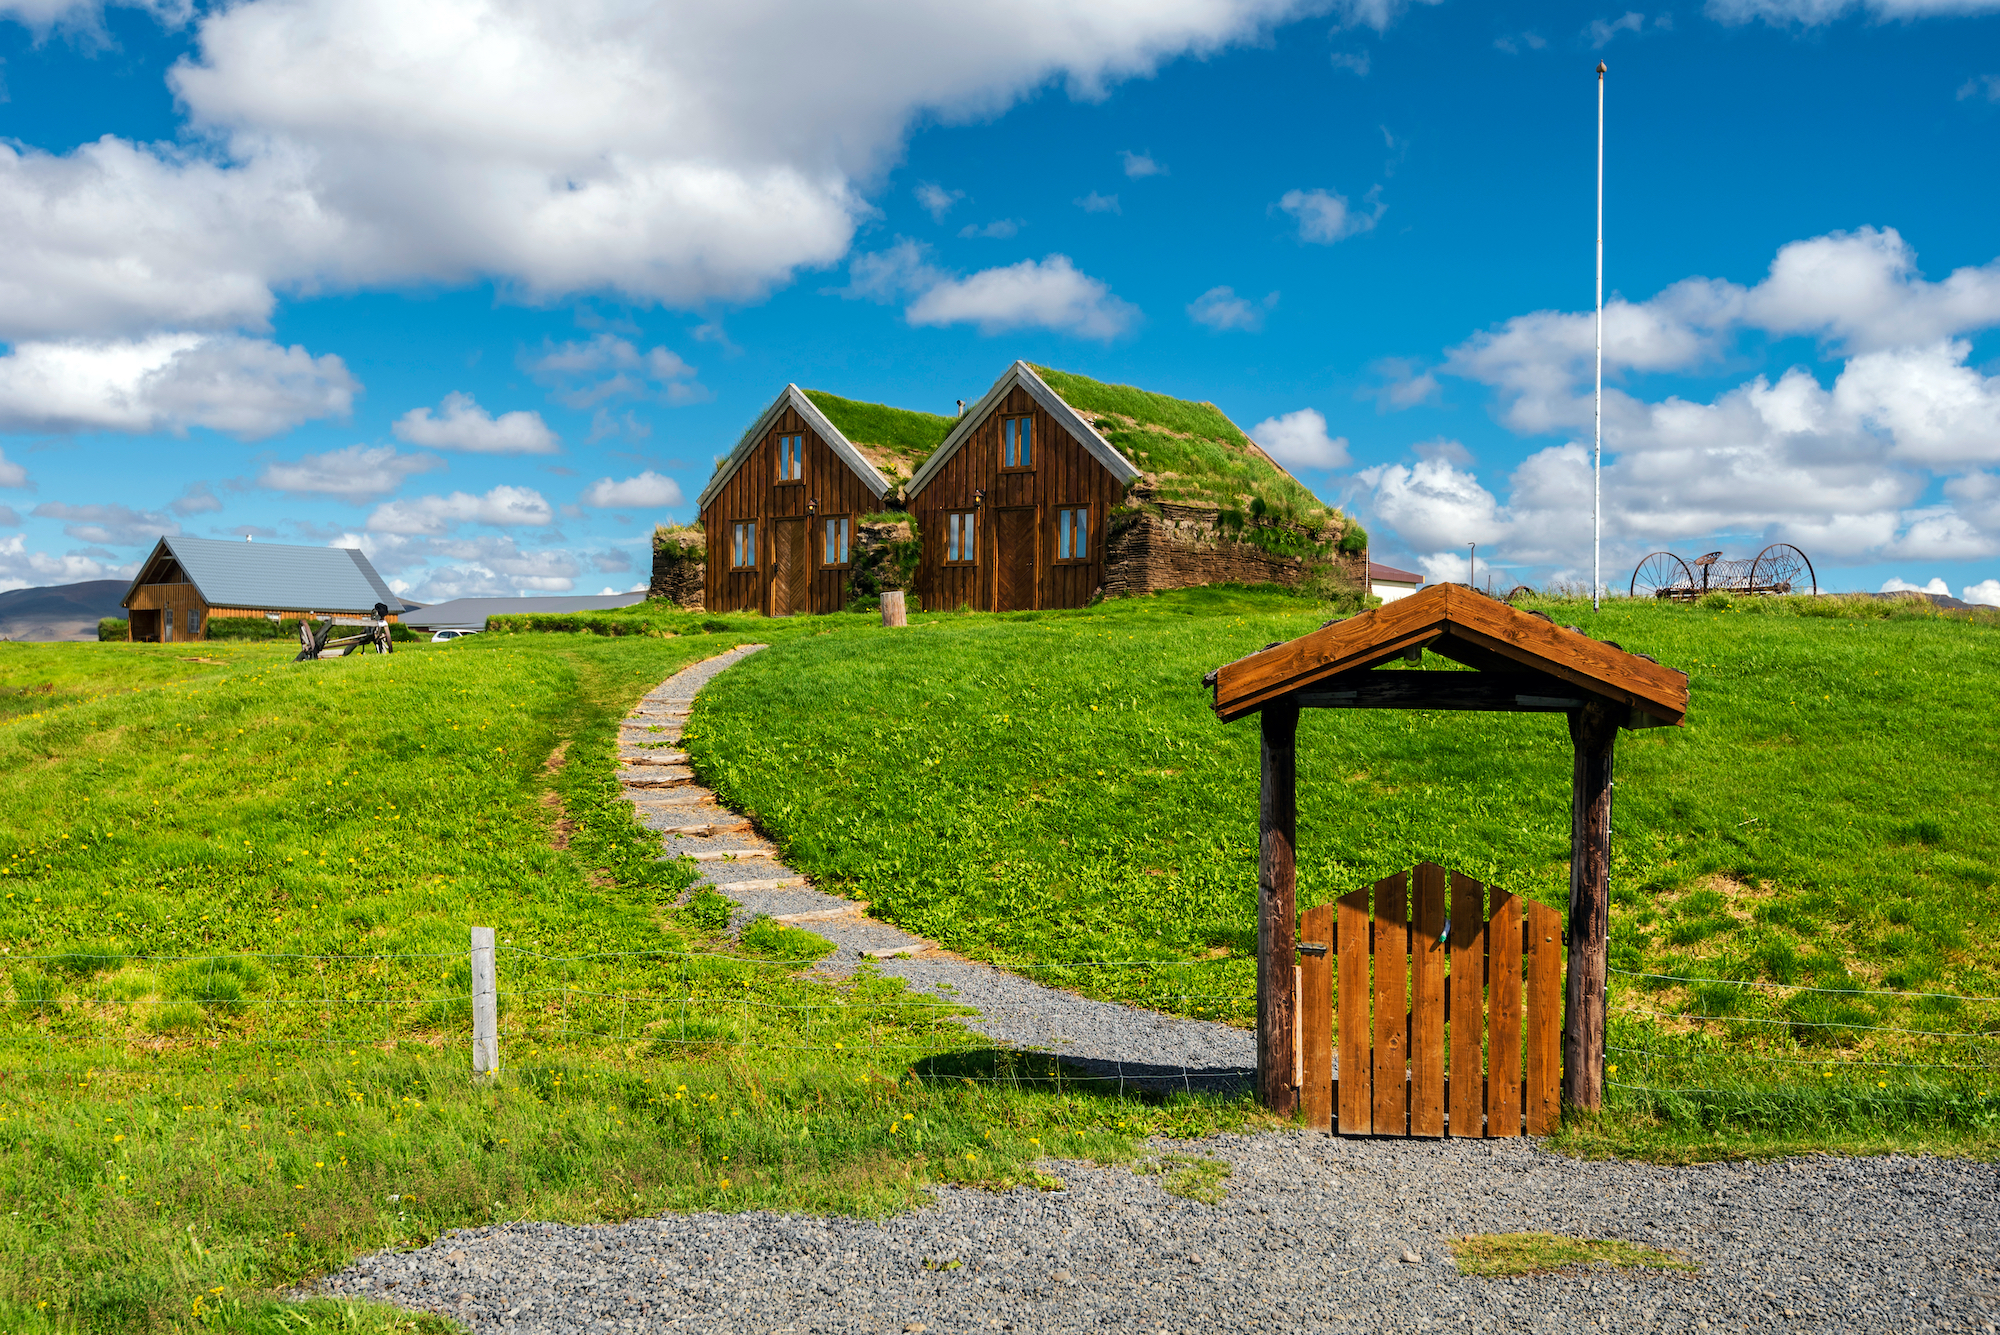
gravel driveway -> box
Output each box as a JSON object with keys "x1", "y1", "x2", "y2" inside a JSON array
[{"x1": 313, "y1": 1133, "x2": 1998, "y2": 1333}]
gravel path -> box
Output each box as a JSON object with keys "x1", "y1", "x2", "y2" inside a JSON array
[
  {"x1": 314, "y1": 1133, "x2": 1999, "y2": 1333},
  {"x1": 617, "y1": 646, "x2": 1255, "y2": 1093}
]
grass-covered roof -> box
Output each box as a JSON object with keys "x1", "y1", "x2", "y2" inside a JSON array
[
  {"x1": 804, "y1": 390, "x2": 956, "y2": 484},
  {"x1": 1032, "y1": 366, "x2": 1346, "y2": 537}
]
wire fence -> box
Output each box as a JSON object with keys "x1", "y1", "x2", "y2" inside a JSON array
[{"x1": 4, "y1": 947, "x2": 1995, "y2": 1104}]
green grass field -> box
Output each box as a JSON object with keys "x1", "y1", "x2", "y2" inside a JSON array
[{"x1": 4, "y1": 586, "x2": 1998, "y2": 1330}]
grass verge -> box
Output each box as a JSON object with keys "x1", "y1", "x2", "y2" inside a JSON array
[{"x1": 1447, "y1": 1232, "x2": 1695, "y2": 1278}]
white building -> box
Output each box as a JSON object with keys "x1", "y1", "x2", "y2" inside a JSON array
[{"x1": 1369, "y1": 561, "x2": 1424, "y2": 603}]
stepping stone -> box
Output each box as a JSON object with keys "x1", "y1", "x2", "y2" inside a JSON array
[
  {"x1": 621, "y1": 771, "x2": 693, "y2": 788},
  {"x1": 773, "y1": 902, "x2": 869, "y2": 924},
  {"x1": 712, "y1": 875, "x2": 808, "y2": 892},
  {"x1": 682, "y1": 848, "x2": 774, "y2": 862},
  {"x1": 620, "y1": 752, "x2": 689, "y2": 765},
  {"x1": 658, "y1": 820, "x2": 751, "y2": 837},
  {"x1": 862, "y1": 940, "x2": 939, "y2": 959}
]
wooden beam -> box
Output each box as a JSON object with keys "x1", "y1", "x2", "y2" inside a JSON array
[
  {"x1": 1297, "y1": 671, "x2": 1586, "y2": 713},
  {"x1": 1257, "y1": 697, "x2": 1300, "y2": 1116},
  {"x1": 1562, "y1": 699, "x2": 1621, "y2": 1112}
]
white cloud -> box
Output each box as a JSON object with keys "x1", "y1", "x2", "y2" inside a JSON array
[
  {"x1": 366, "y1": 485, "x2": 554, "y2": 535},
  {"x1": 31, "y1": 501, "x2": 179, "y2": 545},
  {"x1": 1330, "y1": 0, "x2": 1444, "y2": 30},
  {"x1": 260, "y1": 444, "x2": 445, "y2": 502},
  {"x1": 1188, "y1": 285, "x2": 1278, "y2": 333},
  {"x1": 1963, "y1": 578, "x2": 2000, "y2": 606},
  {"x1": 1880, "y1": 576, "x2": 1949, "y2": 594},
  {"x1": 0, "y1": 0, "x2": 1323, "y2": 342},
  {"x1": 1959, "y1": 75, "x2": 2000, "y2": 102},
  {"x1": 1708, "y1": 0, "x2": 2000, "y2": 24},
  {"x1": 1277, "y1": 186, "x2": 1384, "y2": 244},
  {"x1": 1587, "y1": 12, "x2": 1646, "y2": 45},
  {"x1": 0, "y1": 532, "x2": 138, "y2": 594},
  {"x1": 1494, "y1": 30, "x2": 1548, "y2": 51},
  {"x1": 525, "y1": 334, "x2": 706, "y2": 409},
  {"x1": 1330, "y1": 50, "x2": 1371, "y2": 74},
  {"x1": 1120, "y1": 150, "x2": 1166, "y2": 178},
  {"x1": 958, "y1": 219, "x2": 1021, "y2": 239},
  {"x1": 1413, "y1": 436, "x2": 1473, "y2": 465},
  {"x1": 170, "y1": 482, "x2": 223, "y2": 515},
  {"x1": 905, "y1": 254, "x2": 1139, "y2": 340},
  {"x1": 392, "y1": 392, "x2": 559, "y2": 455},
  {"x1": 1074, "y1": 192, "x2": 1121, "y2": 214},
  {"x1": 0, "y1": 334, "x2": 355, "y2": 438},
  {"x1": 0, "y1": 449, "x2": 26, "y2": 488},
  {"x1": 1744, "y1": 227, "x2": 2000, "y2": 352},
  {"x1": 581, "y1": 471, "x2": 684, "y2": 508},
  {"x1": 837, "y1": 238, "x2": 949, "y2": 303},
  {"x1": 915, "y1": 183, "x2": 963, "y2": 221},
  {"x1": 0, "y1": 506, "x2": 18, "y2": 527},
  {"x1": 1250, "y1": 408, "x2": 1350, "y2": 470}
]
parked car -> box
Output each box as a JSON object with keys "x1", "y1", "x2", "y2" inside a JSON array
[{"x1": 430, "y1": 629, "x2": 481, "y2": 643}]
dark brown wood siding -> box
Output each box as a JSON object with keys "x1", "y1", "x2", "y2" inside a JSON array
[
  {"x1": 699, "y1": 403, "x2": 881, "y2": 615},
  {"x1": 913, "y1": 385, "x2": 1127, "y2": 612}
]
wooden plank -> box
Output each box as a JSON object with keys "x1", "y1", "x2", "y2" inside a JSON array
[
  {"x1": 1335, "y1": 887, "x2": 1371, "y2": 1134},
  {"x1": 1296, "y1": 671, "x2": 1587, "y2": 713},
  {"x1": 1256, "y1": 700, "x2": 1299, "y2": 1116},
  {"x1": 1211, "y1": 584, "x2": 1688, "y2": 724},
  {"x1": 1300, "y1": 904, "x2": 1334, "y2": 1132},
  {"x1": 1564, "y1": 701, "x2": 1618, "y2": 1112},
  {"x1": 1487, "y1": 888, "x2": 1523, "y2": 1138},
  {"x1": 1525, "y1": 898, "x2": 1564, "y2": 1135},
  {"x1": 1448, "y1": 870, "x2": 1486, "y2": 1137},
  {"x1": 1371, "y1": 871, "x2": 1410, "y2": 1135},
  {"x1": 1409, "y1": 862, "x2": 1447, "y2": 1137}
]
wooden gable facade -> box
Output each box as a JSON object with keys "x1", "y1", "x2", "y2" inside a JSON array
[
  {"x1": 698, "y1": 386, "x2": 894, "y2": 616},
  {"x1": 905, "y1": 361, "x2": 1141, "y2": 612}
]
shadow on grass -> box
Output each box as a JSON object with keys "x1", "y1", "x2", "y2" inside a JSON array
[{"x1": 908, "y1": 1047, "x2": 1253, "y2": 1101}]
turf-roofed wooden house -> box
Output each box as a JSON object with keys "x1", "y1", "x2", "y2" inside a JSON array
[
  {"x1": 905, "y1": 361, "x2": 1142, "y2": 612},
  {"x1": 696, "y1": 386, "x2": 954, "y2": 616},
  {"x1": 120, "y1": 536, "x2": 405, "y2": 643}
]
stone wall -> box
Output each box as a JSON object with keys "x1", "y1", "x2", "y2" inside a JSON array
[
  {"x1": 1102, "y1": 503, "x2": 1365, "y2": 599},
  {"x1": 648, "y1": 547, "x2": 706, "y2": 608}
]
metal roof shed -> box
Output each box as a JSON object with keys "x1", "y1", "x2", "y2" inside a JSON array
[{"x1": 120, "y1": 536, "x2": 405, "y2": 643}]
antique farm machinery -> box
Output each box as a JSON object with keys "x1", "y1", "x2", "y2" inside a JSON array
[
  {"x1": 294, "y1": 603, "x2": 395, "y2": 661},
  {"x1": 1629, "y1": 544, "x2": 1816, "y2": 600}
]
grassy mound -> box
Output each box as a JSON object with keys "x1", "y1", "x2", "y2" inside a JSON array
[
  {"x1": 1033, "y1": 365, "x2": 1357, "y2": 550},
  {"x1": 803, "y1": 390, "x2": 957, "y2": 487}
]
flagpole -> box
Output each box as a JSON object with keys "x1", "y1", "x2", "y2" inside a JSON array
[{"x1": 1593, "y1": 61, "x2": 1606, "y2": 612}]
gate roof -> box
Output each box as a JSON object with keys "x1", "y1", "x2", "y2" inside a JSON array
[{"x1": 1206, "y1": 583, "x2": 1688, "y2": 727}]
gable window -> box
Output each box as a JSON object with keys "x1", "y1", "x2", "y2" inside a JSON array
[
  {"x1": 822, "y1": 515, "x2": 851, "y2": 567},
  {"x1": 945, "y1": 511, "x2": 977, "y2": 565},
  {"x1": 776, "y1": 432, "x2": 804, "y2": 482},
  {"x1": 1055, "y1": 506, "x2": 1090, "y2": 562},
  {"x1": 731, "y1": 521, "x2": 758, "y2": 570},
  {"x1": 1001, "y1": 415, "x2": 1033, "y2": 469}
]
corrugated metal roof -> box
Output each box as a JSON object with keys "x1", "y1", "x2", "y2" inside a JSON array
[
  {"x1": 120, "y1": 536, "x2": 406, "y2": 614},
  {"x1": 1369, "y1": 562, "x2": 1423, "y2": 585},
  {"x1": 400, "y1": 592, "x2": 648, "y2": 630}
]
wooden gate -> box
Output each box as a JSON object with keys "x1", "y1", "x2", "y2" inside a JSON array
[{"x1": 1296, "y1": 862, "x2": 1563, "y2": 1137}]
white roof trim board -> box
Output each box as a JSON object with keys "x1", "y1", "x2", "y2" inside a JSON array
[
  {"x1": 697, "y1": 384, "x2": 893, "y2": 511},
  {"x1": 905, "y1": 361, "x2": 1141, "y2": 500}
]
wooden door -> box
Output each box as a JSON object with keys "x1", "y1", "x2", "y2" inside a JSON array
[
  {"x1": 770, "y1": 518, "x2": 809, "y2": 616},
  {"x1": 993, "y1": 507, "x2": 1037, "y2": 611}
]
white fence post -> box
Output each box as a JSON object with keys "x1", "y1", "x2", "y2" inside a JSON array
[{"x1": 470, "y1": 926, "x2": 499, "y2": 1077}]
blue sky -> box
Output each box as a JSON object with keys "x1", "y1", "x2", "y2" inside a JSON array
[{"x1": 2, "y1": 0, "x2": 1998, "y2": 604}]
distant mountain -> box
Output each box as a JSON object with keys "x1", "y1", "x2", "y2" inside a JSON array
[{"x1": 0, "y1": 579, "x2": 129, "y2": 642}]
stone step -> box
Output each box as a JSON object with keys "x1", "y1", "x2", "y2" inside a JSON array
[
  {"x1": 711, "y1": 875, "x2": 808, "y2": 893},
  {"x1": 862, "y1": 940, "x2": 939, "y2": 959},
  {"x1": 621, "y1": 772, "x2": 693, "y2": 789},
  {"x1": 620, "y1": 751, "x2": 689, "y2": 766},
  {"x1": 659, "y1": 819, "x2": 751, "y2": 837},
  {"x1": 773, "y1": 902, "x2": 870, "y2": 925},
  {"x1": 683, "y1": 848, "x2": 775, "y2": 862}
]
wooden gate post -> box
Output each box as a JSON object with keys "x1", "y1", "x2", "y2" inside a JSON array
[
  {"x1": 1257, "y1": 697, "x2": 1300, "y2": 1115},
  {"x1": 1562, "y1": 700, "x2": 1621, "y2": 1111}
]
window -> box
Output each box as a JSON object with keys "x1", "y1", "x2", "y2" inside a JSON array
[
  {"x1": 1056, "y1": 506, "x2": 1090, "y2": 562},
  {"x1": 1001, "y1": 415, "x2": 1033, "y2": 469},
  {"x1": 731, "y1": 521, "x2": 758, "y2": 570},
  {"x1": 822, "y1": 515, "x2": 851, "y2": 567},
  {"x1": 945, "y1": 511, "x2": 977, "y2": 565},
  {"x1": 776, "y1": 432, "x2": 804, "y2": 482},
  {"x1": 187, "y1": 609, "x2": 203, "y2": 637}
]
